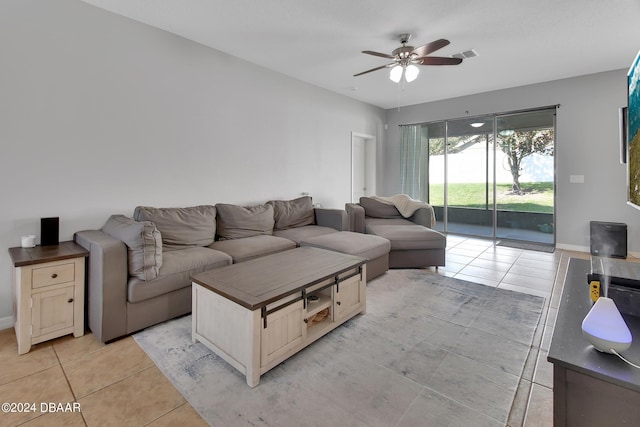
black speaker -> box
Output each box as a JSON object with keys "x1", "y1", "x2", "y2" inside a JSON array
[
  {"x1": 41, "y1": 217, "x2": 59, "y2": 246},
  {"x1": 590, "y1": 221, "x2": 627, "y2": 259}
]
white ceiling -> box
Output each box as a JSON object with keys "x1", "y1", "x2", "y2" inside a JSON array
[{"x1": 81, "y1": 0, "x2": 640, "y2": 109}]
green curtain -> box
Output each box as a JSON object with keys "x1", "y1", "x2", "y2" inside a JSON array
[{"x1": 399, "y1": 124, "x2": 428, "y2": 201}]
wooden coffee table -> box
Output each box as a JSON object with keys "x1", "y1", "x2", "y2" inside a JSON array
[{"x1": 191, "y1": 247, "x2": 367, "y2": 387}]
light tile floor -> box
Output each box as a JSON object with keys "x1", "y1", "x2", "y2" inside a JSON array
[{"x1": 0, "y1": 235, "x2": 599, "y2": 426}]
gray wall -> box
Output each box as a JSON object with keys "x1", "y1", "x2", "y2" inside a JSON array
[
  {"x1": 383, "y1": 70, "x2": 638, "y2": 253},
  {"x1": 0, "y1": 0, "x2": 385, "y2": 325}
]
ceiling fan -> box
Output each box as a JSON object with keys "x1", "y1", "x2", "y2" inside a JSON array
[{"x1": 354, "y1": 34, "x2": 463, "y2": 83}]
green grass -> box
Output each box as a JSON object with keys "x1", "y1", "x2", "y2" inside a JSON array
[{"x1": 428, "y1": 182, "x2": 554, "y2": 213}]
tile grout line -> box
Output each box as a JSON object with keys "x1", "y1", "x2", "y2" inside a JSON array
[
  {"x1": 51, "y1": 342, "x2": 89, "y2": 427},
  {"x1": 520, "y1": 250, "x2": 566, "y2": 426}
]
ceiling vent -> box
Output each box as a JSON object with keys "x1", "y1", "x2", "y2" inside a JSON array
[{"x1": 452, "y1": 49, "x2": 478, "y2": 59}]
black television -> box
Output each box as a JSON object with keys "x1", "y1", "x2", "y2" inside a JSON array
[{"x1": 628, "y1": 49, "x2": 640, "y2": 209}]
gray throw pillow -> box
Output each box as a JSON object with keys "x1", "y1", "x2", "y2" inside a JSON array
[
  {"x1": 268, "y1": 196, "x2": 315, "y2": 230},
  {"x1": 216, "y1": 203, "x2": 275, "y2": 240},
  {"x1": 359, "y1": 197, "x2": 402, "y2": 218},
  {"x1": 133, "y1": 205, "x2": 216, "y2": 250},
  {"x1": 101, "y1": 215, "x2": 162, "y2": 281}
]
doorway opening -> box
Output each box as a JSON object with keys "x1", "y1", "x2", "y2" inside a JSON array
[{"x1": 351, "y1": 132, "x2": 376, "y2": 202}]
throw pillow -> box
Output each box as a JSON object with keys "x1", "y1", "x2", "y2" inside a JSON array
[
  {"x1": 359, "y1": 197, "x2": 402, "y2": 218},
  {"x1": 267, "y1": 196, "x2": 315, "y2": 230},
  {"x1": 216, "y1": 203, "x2": 275, "y2": 240},
  {"x1": 133, "y1": 205, "x2": 216, "y2": 250},
  {"x1": 101, "y1": 215, "x2": 162, "y2": 281}
]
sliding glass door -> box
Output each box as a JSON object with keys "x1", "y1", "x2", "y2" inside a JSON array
[
  {"x1": 495, "y1": 110, "x2": 555, "y2": 244},
  {"x1": 445, "y1": 116, "x2": 495, "y2": 238},
  {"x1": 403, "y1": 107, "x2": 556, "y2": 245}
]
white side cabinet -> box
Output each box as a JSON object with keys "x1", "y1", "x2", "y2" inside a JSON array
[{"x1": 9, "y1": 242, "x2": 88, "y2": 355}]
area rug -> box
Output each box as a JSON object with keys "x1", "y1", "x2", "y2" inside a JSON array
[
  {"x1": 134, "y1": 270, "x2": 544, "y2": 427},
  {"x1": 497, "y1": 239, "x2": 555, "y2": 253}
]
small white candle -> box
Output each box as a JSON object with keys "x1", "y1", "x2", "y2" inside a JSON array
[{"x1": 21, "y1": 235, "x2": 36, "y2": 248}]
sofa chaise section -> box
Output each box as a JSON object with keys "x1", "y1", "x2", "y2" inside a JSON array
[
  {"x1": 346, "y1": 197, "x2": 446, "y2": 269},
  {"x1": 300, "y1": 231, "x2": 391, "y2": 280}
]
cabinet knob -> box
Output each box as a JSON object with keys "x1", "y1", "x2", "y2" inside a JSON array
[
  {"x1": 336, "y1": 301, "x2": 341, "y2": 306},
  {"x1": 303, "y1": 318, "x2": 308, "y2": 323},
  {"x1": 51, "y1": 273, "x2": 58, "y2": 279},
  {"x1": 67, "y1": 298, "x2": 74, "y2": 303}
]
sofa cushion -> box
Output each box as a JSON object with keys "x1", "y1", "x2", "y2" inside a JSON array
[
  {"x1": 365, "y1": 217, "x2": 416, "y2": 227},
  {"x1": 209, "y1": 235, "x2": 296, "y2": 263},
  {"x1": 301, "y1": 231, "x2": 390, "y2": 261},
  {"x1": 267, "y1": 196, "x2": 315, "y2": 230},
  {"x1": 101, "y1": 215, "x2": 162, "y2": 281},
  {"x1": 273, "y1": 225, "x2": 338, "y2": 245},
  {"x1": 133, "y1": 205, "x2": 216, "y2": 250},
  {"x1": 366, "y1": 223, "x2": 446, "y2": 251},
  {"x1": 216, "y1": 203, "x2": 275, "y2": 240},
  {"x1": 128, "y1": 247, "x2": 232, "y2": 303},
  {"x1": 359, "y1": 197, "x2": 402, "y2": 219}
]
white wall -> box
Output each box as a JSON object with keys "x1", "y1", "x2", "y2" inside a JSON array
[
  {"x1": 0, "y1": 0, "x2": 385, "y2": 324},
  {"x1": 384, "y1": 70, "x2": 638, "y2": 253},
  {"x1": 429, "y1": 150, "x2": 554, "y2": 184}
]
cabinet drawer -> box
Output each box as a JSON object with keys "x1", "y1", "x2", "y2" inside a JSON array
[{"x1": 32, "y1": 262, "x2": 75, "y2": 289}]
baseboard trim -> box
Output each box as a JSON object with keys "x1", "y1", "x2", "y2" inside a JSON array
[
  {"x1": 556, "y1": 243, "x2": 589, "y2": 253},
  {"x1": 556, "y1": 244, "x2": 640, "y2": 259},
  {"x1": 0, "y1": 316, "x2": 14, "y2": 331}
]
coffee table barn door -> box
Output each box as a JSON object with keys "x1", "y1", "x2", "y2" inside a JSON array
[{"x1": 261, "y1": 300, "x2": 306, "y2": 367}]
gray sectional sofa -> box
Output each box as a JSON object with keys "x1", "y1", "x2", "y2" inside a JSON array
[
  {"x1": 346, "y1": 197, "x2": 446, "y2": 268},
  {"x1": 75, "y1": 196, "x2": 352, "y2": 343}
]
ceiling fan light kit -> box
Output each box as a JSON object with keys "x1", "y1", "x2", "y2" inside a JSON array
[
  {"x1": 389, "y1": 64, "x2": 420, "y2": 83},
  {"x1": 389, "y1": 65, "x2": 403, "y2": 83},
  {"x1": 404, "y1": 64, "x2": 420, "y2": 82},
  {"x1": 354, "y1": 33, "x2": 463, "y2": 84}
]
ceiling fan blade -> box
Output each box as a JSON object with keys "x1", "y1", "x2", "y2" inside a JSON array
[
  {"x1": 416, "y1": 56, "x2": 463, "y2": 66},
  {"x1": 412, "y1": 39, "x2": 450, "y2": 57},
  {"x1": 362, "y1": 50, "x2": 396, "y2": 59},
  {"x1": 353, "y1": 63, "x2": 395, "y2": 77}
]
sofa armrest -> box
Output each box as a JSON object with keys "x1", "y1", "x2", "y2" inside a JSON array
[
  {"x1": 345, "y1": 203, "x2": 365, "y2": 233},
  {"x1": 74, "y1": 230, "x2": 128, "y2": 343},
  {"x1": 409, "y1": 206, "x2": 436, "y2": 229},
  {"x1": 314, "y1": 208, "x2": 348, "y2": 231}
]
